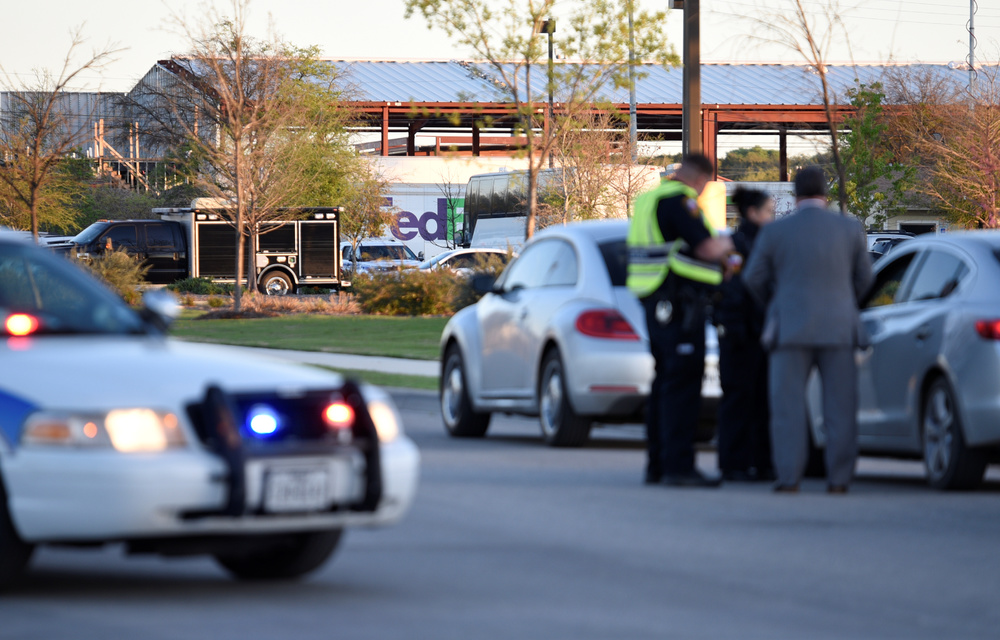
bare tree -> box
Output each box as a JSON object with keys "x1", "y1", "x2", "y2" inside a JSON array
[
  {"x1": 433, "y1": 165, "x2": 466, "y2": 250},
  {"x1": 0, "y1": 28, "x2": 120, "y2": 238},
  {"x1": 745, "y1": 0, "x2": 852, "y2": 213},
  {"x1": 405, "y1": 0, "x2": 677, "y2": 240},
  {"x1": 917, "y1": 63, "x2": 1000, "y2": 229},
  {"x1": 125, "y1": 0, "x2": 356, "y2": 311}
]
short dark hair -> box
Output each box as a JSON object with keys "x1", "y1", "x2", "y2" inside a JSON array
[
  {"x1": 731, "y1": 186, "x2": 770, "y2": 219},
  {"x1": 794, "y1": 165, "x2": 827, "y2": 198},
  {"x1": 680, "y1": 153, "x2": 714, "y2": 177}
]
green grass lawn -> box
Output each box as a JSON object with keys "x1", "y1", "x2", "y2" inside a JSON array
[{"x1": 170, "y1": 314, "x2": 448, "y2": 360}]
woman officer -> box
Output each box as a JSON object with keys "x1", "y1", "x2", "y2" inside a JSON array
[{"x1": 715, "y1": 187, "x2": 776, "y2": 482}]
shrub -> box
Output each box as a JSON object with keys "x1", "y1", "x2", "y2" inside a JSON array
[
  {"x1": 207, "y1": 296, "x2": 228, "y2": 308},
  {"x1": 297, "y1": 286, "x2": 331, "y2": 295},
  {"x1": 180, "y1": 294, "x2": 195, "y2": 307},
  {"x1": 168, "y1": 278, "x2": 231, "y2": 295},
  {"x1": 353, "y1": 268, "x2": 457, "y2": 316},
  {"x1": 240, "y1": 293, "x2": 359, "y2": 316},
  {"x1": 75, "y1": 248, "x2": 149, "y2": 305}
]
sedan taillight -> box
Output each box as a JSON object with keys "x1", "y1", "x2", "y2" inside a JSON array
[
  {"x1": 975, "y1": 319, "x2": 1000, "y2": 340},
  {"x1": 575, "y1": 309, "x2": 640, "y2": 341}
]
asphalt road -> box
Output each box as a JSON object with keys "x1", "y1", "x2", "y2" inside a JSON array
[{"x1": 3, "y1": 389, "x2": 1000, "y2": 639}]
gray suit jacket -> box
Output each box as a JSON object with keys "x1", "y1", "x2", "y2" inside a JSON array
[{"x1": 742, "y1": 203, "x2": 874, "y2": 349}]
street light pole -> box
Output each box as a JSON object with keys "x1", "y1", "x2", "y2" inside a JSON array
[
  {"x1": 540, "y1": 19, "x2": 556, "y2": 168},
  {"x1": 628, "y1": 0, "x2": 638, "y2": 163}
]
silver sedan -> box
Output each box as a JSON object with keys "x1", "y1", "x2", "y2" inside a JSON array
[
  {"x1": 808, "y1": 231, "x2": 1000, "y2": 489},
  {"x1": 439, "y1": 220, "x2": 720, "y2": 447}
]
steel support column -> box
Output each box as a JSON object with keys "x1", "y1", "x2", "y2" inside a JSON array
[
  {"x1": 779, "y1": 127, "x2": 788, "y2": 181},
  {"x1": 381, "y1": 105, "x2": 389, "y2": 157}
]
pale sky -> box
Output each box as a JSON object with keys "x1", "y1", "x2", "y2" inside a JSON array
[{"x1": 2, "y1": 0, "x2": 998, "y2": 93}]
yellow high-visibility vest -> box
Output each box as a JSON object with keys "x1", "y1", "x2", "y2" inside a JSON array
[{"x1": 626, "y1": 179, "x2": 722, "y2": 299}]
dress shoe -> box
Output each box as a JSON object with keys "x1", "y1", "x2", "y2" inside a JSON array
[
  {"x1": 827, "y1": 485, "x2": 848, "y2": 494},
  {"x1": 644, "y1": 469, "x2": 662, "y2": 485},
  {"x1": 773, "y1": 483, "x2": 799, "y2": 493},
  {"x1": 660, "y1": 472, "x2": 722, "y2": 488},
  {"x1": 721, "y1": 469, "x2": 755, "y2": 482}
]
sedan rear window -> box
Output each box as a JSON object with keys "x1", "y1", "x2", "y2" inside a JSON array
[{"x1": 599, "y1": 240, "x2": 627, "y2": 287}]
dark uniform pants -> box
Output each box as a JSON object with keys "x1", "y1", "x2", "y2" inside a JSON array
[
  {"x1": 717, "y1": 335, "x2": 772, "y2": 474},
  {"x1": 643, "y1": 295, "x2": 706, "y2": 478}
]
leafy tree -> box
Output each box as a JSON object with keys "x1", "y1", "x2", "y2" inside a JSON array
[
  {"x1": 404, "y1": 0, "x2": 677, "y2": 240},
  {"x1": 831, "y1": 82, "x2": 916, "y2": 228},
  {"x1": 0, "y1": 29, "x2": 120, "y2": 238},
  {"x1": 339, "y1": 161, "x2": 397, "y2": 273},
  {"x1": 718, "y1": 146, "x2": 780, "y2": 182}
]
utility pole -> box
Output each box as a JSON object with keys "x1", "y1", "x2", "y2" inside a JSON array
[{"x1": 675, "y1": 0, "x2": 701, "y2": 155}]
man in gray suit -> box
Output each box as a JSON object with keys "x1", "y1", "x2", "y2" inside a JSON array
[{"x1": 742, "y1": 166, "x2": 874, "y2": 493}]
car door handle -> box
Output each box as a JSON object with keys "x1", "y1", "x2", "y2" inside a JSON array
[{"x1": 916, "y1": 325, "x2": 931, "y2": 341}]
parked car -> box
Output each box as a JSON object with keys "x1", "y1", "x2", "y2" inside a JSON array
[
  {"x1": 418, "y1": 248, "x2": 512, "y2": 277},
  {"x1": 868, "y1": 231, "x2": 914, "y2": 263},
  {"x1": 808, "y1": 231, "x2": 1000, "y2": 489},
  {"x1": 341, "y1": 238, "x2": 421, "y2": 274},
  {"x1": 0, "y1": 230, "x2": 419, "y2": 587},
  {"x1": 438, "y1": 220, "x2": 720, "y2": 447},
  {"x1": 866, "y1": 230, "x2": 915, "y2": 250}
]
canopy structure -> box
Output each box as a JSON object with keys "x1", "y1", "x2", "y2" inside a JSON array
[{"x1": 317, "y1": 60, "x2": 964, "y2": 179}]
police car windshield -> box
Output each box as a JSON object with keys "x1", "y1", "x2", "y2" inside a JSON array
[
  {"x1": 0, "y1": 242, "x2": 146, "y2": 335},
  {"x1": 71, "y1": 222, "x2": 111, "y2": 246}
]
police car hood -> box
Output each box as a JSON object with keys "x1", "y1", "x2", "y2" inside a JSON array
[{"x1": 2, "y1": 336, "x2": 344, "y2": 410}]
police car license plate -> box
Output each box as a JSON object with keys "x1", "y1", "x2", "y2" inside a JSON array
[{"x1": 263, "y1": 468, "x2": 329, "y2": 513}]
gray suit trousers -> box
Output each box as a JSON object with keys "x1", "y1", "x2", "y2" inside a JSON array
[{"x1": 769, "y1": 347, "x2": 858, "y2": 487}]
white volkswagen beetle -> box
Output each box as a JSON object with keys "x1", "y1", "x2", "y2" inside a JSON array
[{"x1": 0, "y1": 231, "x2": 419, "y2": 587}]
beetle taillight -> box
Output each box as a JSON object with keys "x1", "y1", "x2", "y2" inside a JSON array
[
  {"x1": 975, "y1": 319, "x2": 1000, "y2": 340},
  {"x1": 575, "y1": 309, "x2": 640, "y2": 341}
]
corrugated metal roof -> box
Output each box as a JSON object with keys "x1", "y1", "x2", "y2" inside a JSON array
[{"x1": 326, "y1": 60, "x2": 965, "y2": 106}]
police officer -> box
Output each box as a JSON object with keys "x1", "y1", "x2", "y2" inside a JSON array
[
  {"x1": 714, "y1": 186, "x2": 776, "y2": 482},
  {"x1": 627, "y1": 154, "x2": 734, "y2": 487}
]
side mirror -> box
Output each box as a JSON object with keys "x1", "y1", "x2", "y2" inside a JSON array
[
  {"x1": 141, "y1": 289, "x2": 180, "y2": 332},
  {"x1": 470, "y1": 273, "x2": 497, "y2": 295}
]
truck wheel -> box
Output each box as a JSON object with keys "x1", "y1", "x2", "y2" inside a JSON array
[
  {"x1": 215, "y1": 529, "x2": 343, "y2": 580},
  {"x1": 260, "y1": 271, "x2": 294, "y2": 296},
  {"x1": 0, "y1": 476, "x2": 34, "y2": 591}
]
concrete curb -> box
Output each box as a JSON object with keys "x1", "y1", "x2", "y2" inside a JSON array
[{"x1": 228, "y1": 346, "x2": 438, "y2": 377}]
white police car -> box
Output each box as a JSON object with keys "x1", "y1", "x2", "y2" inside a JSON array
[{"x1": 0, "y1": 231, "x2": 419, "y2": 587}]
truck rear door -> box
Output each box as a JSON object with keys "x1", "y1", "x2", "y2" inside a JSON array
[{"x1": 143, "y1": 222, "x2": 187, "y2": 284}]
